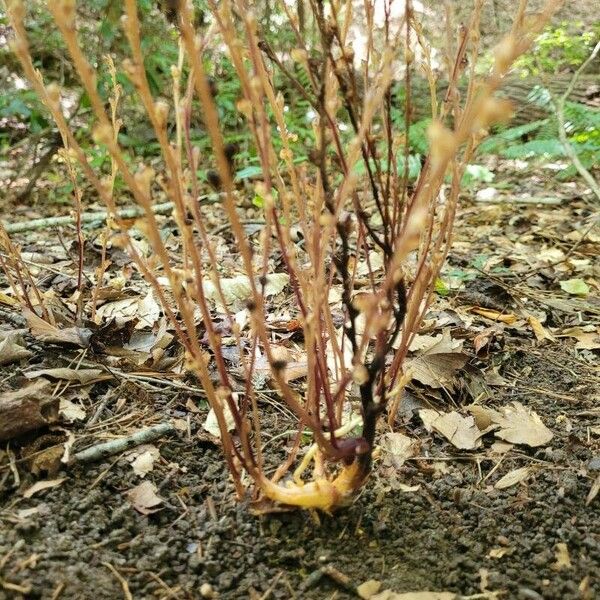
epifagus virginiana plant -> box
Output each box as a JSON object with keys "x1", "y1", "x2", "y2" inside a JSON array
[{"x1": 7, "y1": 0, "x2": 562, "y2": 511}]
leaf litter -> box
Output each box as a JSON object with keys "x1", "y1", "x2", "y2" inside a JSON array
[{"x1": 0, "y1": 149, "x2": 599, "y2": 596}]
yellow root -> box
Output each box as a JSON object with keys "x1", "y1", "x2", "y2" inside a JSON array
[
  {"x1": 292, "y1": 415, "x2": 363, "y2": 486},
  {"x1": 258, "y1": 460, "x2": 363, "y2": 511}
]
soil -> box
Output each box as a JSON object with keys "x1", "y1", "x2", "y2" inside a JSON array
[
  {"x1": 1, "y1": 191, "x2": 599, "y2": 599},
  {"x1": 0, "y1": 346, "x2": 598, "y2": 600}
]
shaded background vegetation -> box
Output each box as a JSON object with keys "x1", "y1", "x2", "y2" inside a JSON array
[{"x1": 0, "y1": 1, "x2": 598, "y2": 207}]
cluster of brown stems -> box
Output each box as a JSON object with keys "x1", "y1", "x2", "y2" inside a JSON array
[{"x1": 5, "y1": 0, "x2": 561, "y2": 510}]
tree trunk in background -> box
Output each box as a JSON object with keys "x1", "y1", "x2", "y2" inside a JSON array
[{"x1": 410, "y1": 73, "x2": 599, "y2": 125}]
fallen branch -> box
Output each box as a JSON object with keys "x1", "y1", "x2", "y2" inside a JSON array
[
  {"x1": 2, "y1": 195, "x2": 216, "y2": 234},
  {"x1": 71, "y1": 422, "x2": 175, "y2": 464}
]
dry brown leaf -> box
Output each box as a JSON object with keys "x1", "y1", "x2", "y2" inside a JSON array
[
  {"x1": 25, "y1": 309, "x2": 92, "y2": 347},
  {"x1": 380, "y1": 432, "x2": 417, "y2": 469},
  {"x1": 59, "y1": 398, "x2": 86, "y2": 423},
  {"x1": 396, "y1": 483, "x2": 421, "y2": 492},
  {"x1": 203, "y1": 273, "x2": 289, "y2": 312},
  {"x1": 128, "y1": 445, "x2": 160, "y2": 478},
  {"x1": 25, "y1": 368, "x2": 112, "y2": 385},
  {"x1": 468, "y1": 404, "x2": 494, "y2": 430},
  {"x1": 22, "y1": 477, "x2": 66, "y2": 498},
  {"x1": 415, "y1": 329, "x2": 463, "y2": 353},
  {"x1": 489, "y1": 402, "x2": 553, "y2": 447},
  {"x1": 406, "y1": 353, "x2": 468, "y2": 389},
  {"x1": 490, "y1": 441, "x2": 513, "y2": 455},
  {"x1": 557, "y1": 326, "x2": 600, "y2": 350},
  {"x1": 419, "y1": 409, "x2": 484, "y2": 450},
  {"x1": 0, "y1": 291, "x2": 19, "y2": 306},
  {"x1": 471, "y1": 307, "x2": 517, "y2": 324},
  {"x1": 494, "y1": 466, "x2": 531, "y2": 489},
  {"x1": 93, "y1": 290, "x2": 161, "y2": 330},
  {"x1": 527, "y1": 315, "x2": 555, "y2": 342},
  {"x1": 356, "y1": 251, "x2": 384, "y2": 276},
  {"x1": 135, "y1": 290, "x2": 161, "y2": 329},
  {"x1": 203, "y1": 401, "x2": 236, "y2": 439},
  {"x1": 185, "y1": 398, "x2": 201, "y2": 413},
  {"x1": 254, "y1": 344, "x2": 308, "y2": 383},
  {"x1": 0, "y1": 331, "x2": 32, "y2": 365},
  {"x1": 126, "y1": 481, "x2": 163, "y2": 514}
]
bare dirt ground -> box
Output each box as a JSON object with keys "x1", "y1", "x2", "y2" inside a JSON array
[{"x1": 1, "y1": 155, "x2": 599, "y2": 599}]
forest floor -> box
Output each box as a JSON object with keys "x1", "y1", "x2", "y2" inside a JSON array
[{"x1": 0, "y1": 158, "x2": 599, "y2": 600}]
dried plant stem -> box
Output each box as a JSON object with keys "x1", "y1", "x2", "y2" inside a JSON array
[{"x1": 6, "y1": 0, "x2": 563, "y2": 510}]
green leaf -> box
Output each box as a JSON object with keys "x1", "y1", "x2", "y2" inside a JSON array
[
  {"x1": 434, "y1": 278, "x2": 449, "y2": 297},
  {"x1": 560, "y1": 279, "x2": 589, "y2": 296},
  {"x1": 501, "y1": 139, "x2": 565, "y2": 159},
  {"x1": 236, "y1": 165, "x2": 263, "y2": 180},
  {"x1": 462, "y1": 164, "x2": 495, "y2": 186}
]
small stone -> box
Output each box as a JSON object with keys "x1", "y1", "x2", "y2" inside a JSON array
[{"x1": 199, "y1": 582, "x2": 214, "y2": 598}]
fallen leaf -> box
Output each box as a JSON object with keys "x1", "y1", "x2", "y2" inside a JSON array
[
  {"x1": 135, "y1": 290, "x2": 161, "y2": 329},
  {"x1": 0, "y1": 291, "x2": 19, "y2": 306},
  {"x1": 18, "y1": 507, "x2": 42, "y2": 519},
  {"x1": 126, "y1": 481, "x2": 163, "y2": 514},
  {"x1": 28, "y1": 443, "x2": 64, "y2": 477},
  {"x1": 470, "y1": 307, "x2": 517, "y2": 324},
  {"x1": 356, "y1": 251, "x2": 384, "y2": 276},
  {"x1": 527, "y1": 315, "x2": 555, "y2": 342},
  {"x1": 186, "y1": 398, "x2": 201, "y2": 413},
  {"x1": 558, "y1": 326, "x2": 600, "y2": 350},
  {"x1": 419, "y1": 409, "x2": 484, "y2": 450},
  {"x1": 25, "y1": 309, "x2": 92, "y2": 347},
  {"x1": 552, "y1": 543, "x2": 572, "y2": 571},
  {"x1": 25, "y1": 368, "x2": 112, "y2": 385},
  {"x1": 203, "y1": 400, "x2": 236, "y2": 439},
  {"x1": 59, "y1": 398, "x2": 86, "y2": 422},
  {"x1": 203, "y1": 273, "x2": 289, "y2": 312},
  {"x1": 253, "y1": 344, "x2": 308, "y2": 384},
  {"x1": 489, "y1": 402, "x2": 553, "y2": 447},
  {"x1": 380, "y1": 432, "x2": 417, "y2": 469},
  {"x1": 406, "y1": 353, "x2": 468, "y2": 389},
  {"x1": 560, "y1": 278, "x2": 589, "y2": 296},
  {"x1": 129, "y1": 445, "x2": 160, "y2": 477},
  {"x1": 406, "y1": 329, "x2": 463, "y2": 354},
  {"x1": 358, "y1": 579, "x2": 382, "y2": 600},
  {"x1": 494, "y1": 466, "x2": 531, "y2": 489},
  {"x1": 23, "y1": 477, "x2": 67, "y2": 498},
  {"x1": 468, "y1": 404, "x2": 494, "y2": 430},
  {"x1": 95, "y1": 296, "x2": 142, "y2": 326},
  {"x1": 0, "y1": 331, "x2": 32, "y2": 365}
]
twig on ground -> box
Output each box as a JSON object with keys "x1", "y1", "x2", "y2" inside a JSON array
[
  {"x1": 1, "y1": 196, "x2": 216, "y2": 234},
  {"x1": 300, "y1": 565, "x2": 358, "y2": 596},
  {"x1": 71, "y1": 422, "x2": 175, "y2": 464},
  {"x1": 102, "y1": 563, "x2": 133, "y2": 600}
]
